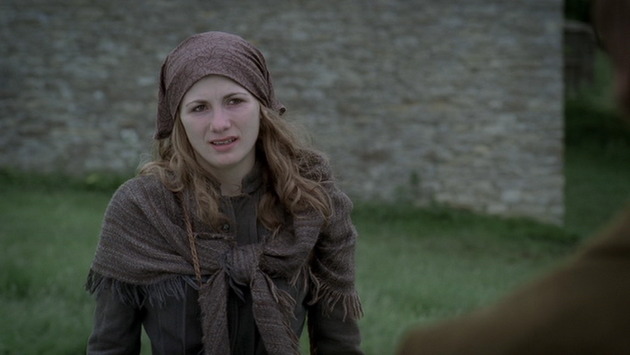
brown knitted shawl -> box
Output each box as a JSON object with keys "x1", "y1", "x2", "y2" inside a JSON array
[{"x1": 86, "y1": 160, "x2": 362, "y2": 354}]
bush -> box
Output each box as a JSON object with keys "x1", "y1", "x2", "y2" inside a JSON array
[{"x1": 565, "y1": 0, "x2": 594, "y2": 22}]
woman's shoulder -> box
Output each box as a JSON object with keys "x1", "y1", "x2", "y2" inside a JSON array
[
  {"x1": 297, "y1": 149, "x2": 333, "y2": 182},
  {"x1": 112, "y1": 174, "x2": 174, "y2": 203},
  {"x1": 118, "y1": 174, "x2": 167, "y2": 192}
]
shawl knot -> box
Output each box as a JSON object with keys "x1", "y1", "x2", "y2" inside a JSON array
[{"x1": 222, "y1": 243, "x2": 262, "y2": 300}]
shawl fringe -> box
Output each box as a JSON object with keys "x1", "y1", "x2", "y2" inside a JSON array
[
  {"x1": 262, "y1": 273, "x2": 301, "y2": 355},
  {"x1": 306, "y1": 266, "x2": 364, "y2": 321},
  {"x1": 85, "y1": 270, "x2": 195, "y2": 308}
]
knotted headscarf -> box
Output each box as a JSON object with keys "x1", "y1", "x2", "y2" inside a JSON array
[{"x1": 154, "y1": 31, "x2": 286, "y2": 139}]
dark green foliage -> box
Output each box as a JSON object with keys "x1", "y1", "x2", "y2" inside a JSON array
[
  {"x1": 565, "y1": 98, "x2": 630, "y2": 149},
  {"x1": 564, "y1": 0, "x2": 594, "y2": 23}
]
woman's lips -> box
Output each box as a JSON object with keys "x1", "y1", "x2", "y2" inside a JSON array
[
  {"x1": 211, "y1": 137, "x2": 236, "y2": 146},
  {"x1": 210, "y1": 137, "x2": 238, "y2": 150}
]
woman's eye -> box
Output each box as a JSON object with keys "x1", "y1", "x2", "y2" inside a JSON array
[
  {"x1": 228, "y1": 98, "x2": 243, "y2": 106},
  {"x1": 192, "y1": 105, "x2": 206, "y2": 112}
]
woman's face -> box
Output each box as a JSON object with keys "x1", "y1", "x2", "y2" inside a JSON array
[{"x1": 179, "y1": 75, "x2": 261, "y2": 180}]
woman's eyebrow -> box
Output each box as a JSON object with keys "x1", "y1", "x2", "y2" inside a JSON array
[
  {"x1": 183, "y1": 99, "x2": 207, "y2": 108},
  {"x1": 225, "y1": 91, "x2": 249, "y2": 97}
]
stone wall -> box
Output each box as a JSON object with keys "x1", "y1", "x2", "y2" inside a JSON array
[{"x1": 0, "y1": 0, "x2": 564, "y2": 224}]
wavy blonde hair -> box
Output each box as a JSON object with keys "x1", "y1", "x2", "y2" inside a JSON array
[{"x1": 139, "y1": 106, "x2": 332, "y2": 232}]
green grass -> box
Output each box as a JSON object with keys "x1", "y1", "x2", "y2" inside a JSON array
[
  {"x1": 0, "y1": 183, "x2": 111, "y2": 354},
  {"x1": 0, "y1": 171, "x2": 592, "y2": 355},
  {"x1": 353, "y1": 205, "x2": 582, "y2": 353}
]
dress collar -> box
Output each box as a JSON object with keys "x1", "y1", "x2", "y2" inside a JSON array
[{"x1": 240, "y1": 161, "x2": 263, "y2": 195}]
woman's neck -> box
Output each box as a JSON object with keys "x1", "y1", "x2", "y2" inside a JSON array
[
  {"x1": 199, "y1": 158, "x2": 256, "y2": 197},
  {"x1": 219, "y1": 180, "x2": 243, "y2": 196}
]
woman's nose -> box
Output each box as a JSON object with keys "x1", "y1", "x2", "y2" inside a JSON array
[{"x1": 210, "y1": 109, "x2": 231, "y2": 132}]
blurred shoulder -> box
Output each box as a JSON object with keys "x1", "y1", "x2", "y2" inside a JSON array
[
  {"x1": 297, "y1": 149, "x2": 334, "y2": 182},
  {"x1": 111, "y1": 174, "x2": 173, "y2": 203},
  {"x1": 297, "y1": 149, "x2": 352, "y2": 208}
]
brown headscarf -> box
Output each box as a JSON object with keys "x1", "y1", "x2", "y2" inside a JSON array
[{"x1": 154, "y1": 31, "x2": 286, "y2": 139}]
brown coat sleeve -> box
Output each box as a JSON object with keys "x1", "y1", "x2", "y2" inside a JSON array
[{"x1": 87, "y1": 283, "x2": 143, "y2": 355}]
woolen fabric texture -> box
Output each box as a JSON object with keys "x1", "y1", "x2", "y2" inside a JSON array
[
  {"x1": 86, "y1": 153, "x2": 363, "y2": 355},
  {"x1": 154, "y1": 31, "x2": 286, "y2": 139}
]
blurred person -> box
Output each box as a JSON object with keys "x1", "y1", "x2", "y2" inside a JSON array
[
  {"x1": 595, "y1": 0, "x2": 630, "y2": 114},
  {"x1": 396, "y1": 0, "x2": 630, "y2": 354},
  {"x1": 85, "y1": 31, "x2": 363, "y2": 355}
]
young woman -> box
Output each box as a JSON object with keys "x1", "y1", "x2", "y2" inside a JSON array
[{"x1": 86, "y1": 31, "x2": 363, "y2": 355}]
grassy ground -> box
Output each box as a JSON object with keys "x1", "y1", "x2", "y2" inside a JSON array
[
  {"x1": 354, "y1": 205, "x2": 581, "y2": 353},
  {"x1": 1, "y1": 53, "x2": 628, "y2": 355},
  {"x1": 0, "y1": 177, "x2": 581, "y2": 355},
  {"x1": 0, "y1": 183, "x2": 110, "y2": 354}
]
